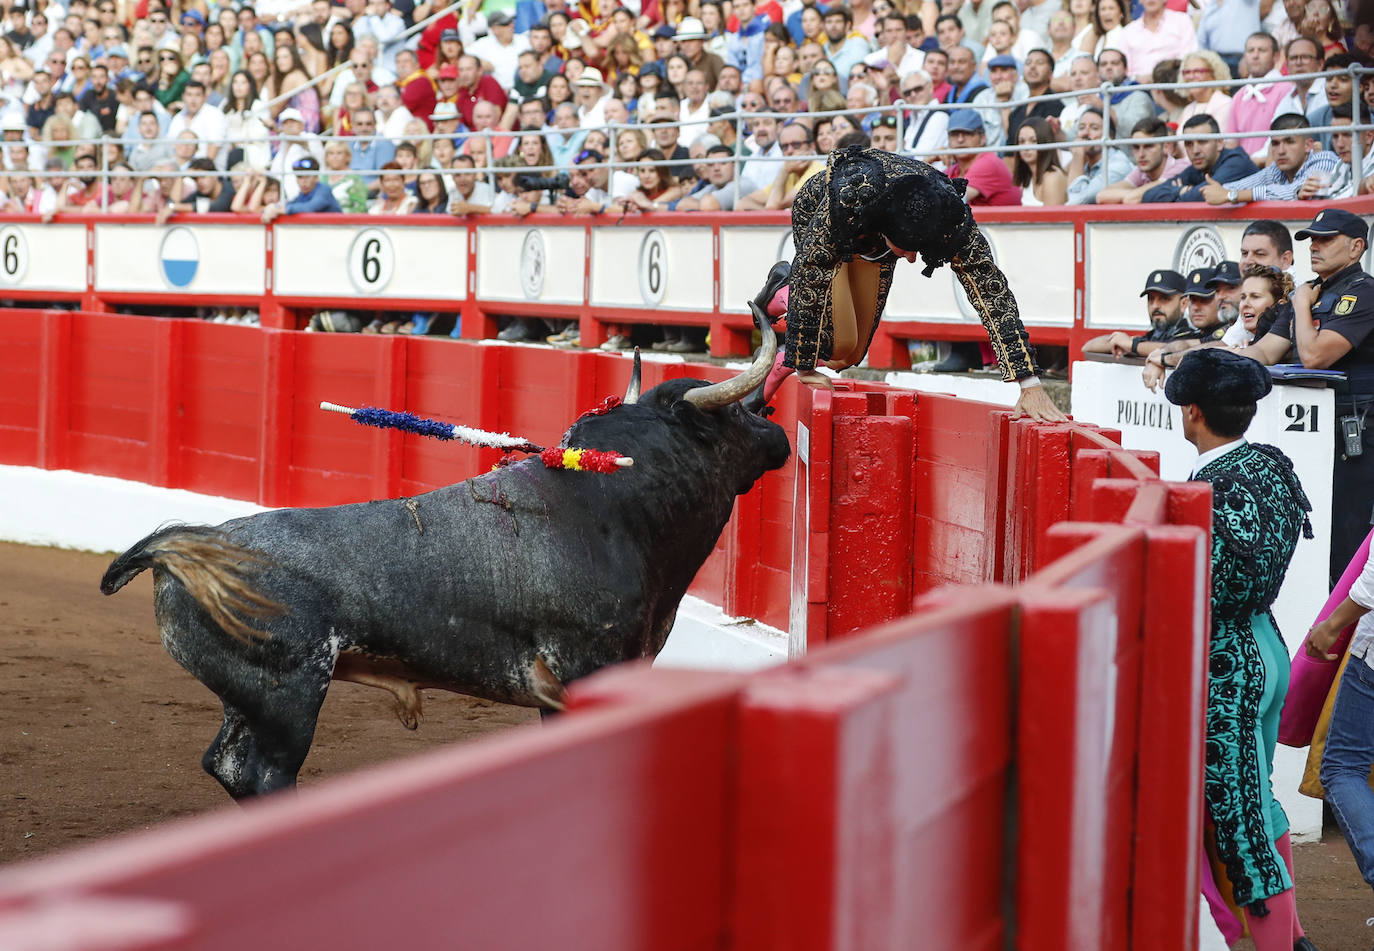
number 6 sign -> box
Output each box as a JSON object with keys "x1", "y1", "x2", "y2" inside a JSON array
[
  {"x1": 0, "y1": 225, "x2": 29, "y2": 285},
  {"x1": 637, "y1": 229, "x2": 667, "y2": 306},
  {"x1": 347, "y1": 227, "x2": 395, "y2": 294}
]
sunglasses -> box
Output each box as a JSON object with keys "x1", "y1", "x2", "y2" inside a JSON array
[
  {"x1": 160, "y1": 54, "x2": 178, "y2": 61},
  {"x1": 149, "y1": 16, "x2": 167, "y2": 23},
  {"x1": 780, "y1": 138, "x2": 809, "y2": 151},
  {"x1": 814, "y1": 66, "x2": 836, "y2": 75},
  {"x1": 901, "y1": 84, "x2": 925, "y2": 94}
]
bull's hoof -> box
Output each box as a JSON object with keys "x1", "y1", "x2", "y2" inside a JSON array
[{"x1": 393, "y1": 685, "x2": 422, "y2": 730}]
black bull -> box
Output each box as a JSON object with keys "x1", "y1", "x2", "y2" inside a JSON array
[{"x1": 101, "y1": 317, "x2": 790, "y2": 800}]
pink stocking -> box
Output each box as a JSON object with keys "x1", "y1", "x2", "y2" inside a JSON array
[
  {"x1": 1275, "y1": 832, "x2": 1305, "y2": 940},
  {"x1": 761, "y1": 351, "x2": 792, "y2": 403},
  {"x1": 767, "y1": 285, "x2": 789, "y2": 319},
  {"x1": 1246, "y1": 888, "x2": 1297, "y2": 951},
  {"x1": 1200, "y1": 849, "x2": 1243, "y2": 945}
]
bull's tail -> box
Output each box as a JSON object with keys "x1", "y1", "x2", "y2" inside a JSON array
[{"x1": 100, "y1": 524, "x2": 286, "y2": 644}]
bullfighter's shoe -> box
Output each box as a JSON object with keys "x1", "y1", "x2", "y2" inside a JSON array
[{"x1": 753, "y1": 260, "x2": 791, "y2": 322}]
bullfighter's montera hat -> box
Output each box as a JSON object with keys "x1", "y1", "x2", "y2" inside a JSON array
[{"x1": 1165, "y1": 348, "x2": 1273, "y2": 406}]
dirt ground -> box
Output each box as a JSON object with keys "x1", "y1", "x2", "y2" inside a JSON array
[
  {"x1": 0, "y1": 540, "x2": 537, "y2": 866},
  {"x1": 1, "y1": 541, "x2": 1371, "y2": 946}
]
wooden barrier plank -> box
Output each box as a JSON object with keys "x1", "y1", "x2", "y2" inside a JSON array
[
  {"x1": 37, "y1": 310, "x2": 72, "y2": 472},
  {"x1": 0, "y1": 310, "x2": 43, "y2": 466},
  {"x1": 177, "y1": 322, "x2": 266, "y2": 501},
  {"x1": 63, "y1": 314, "x2": 155, "y2": 482},
  {"x1": 1132, "y1": 521, "x2": 1208, "y2": 951},
  {"x1": 827, "y1": 414, "x2": 913, "y2": 639},
  {"x1": 1035, "y1": 523, "x2": 1147, "y2": 949},
  {"x1": 781, "y1": 591, "x2": 1017, "y2": 951},
  {"x1": 0, "y1": 671, "x2": 742, "y2": 951},
  {"x1": 1017, "y1": 584, "x2": 1130, "y2": 951}
]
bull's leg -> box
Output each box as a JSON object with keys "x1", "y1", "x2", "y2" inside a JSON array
[{"x1": 202, "y1": 683, "x2": 326, "y2": 800}]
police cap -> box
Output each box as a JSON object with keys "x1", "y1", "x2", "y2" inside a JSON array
[
  {"x1": 1141, "y1": 269, "x2": 1185, "y2": 296},
  {"x1": 1184, "y1": 267, "x2": 1217, "y2": 298},
  {"x1": 1206, "y1": 260, "x2": 1241, "y2": 288},
  {"x1": 1295, "y1": 207, "x2": 1370, "y2": 242}
]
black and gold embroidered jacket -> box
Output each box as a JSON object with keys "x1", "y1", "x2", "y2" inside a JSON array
[{"x1": 782, "y1": 146, "x2": 1039, "y2": 381}]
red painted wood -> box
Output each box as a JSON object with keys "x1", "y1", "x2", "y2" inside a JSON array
[
  {"x1": 1017, "y1": 584, "x2": 1130, "y2": 951},
  {"x1": 827, "y1": 413, "x2": 913, "y2": 639},
  {"x1": 740, "y1": 591, "x2": 1017, "y2": 951},
  {"x1": 0, "y1": 309, "x2": 44, "y2": 466},
  {"x1": 1132, "y1": 523, "x2": 1208, "y2": 951}
]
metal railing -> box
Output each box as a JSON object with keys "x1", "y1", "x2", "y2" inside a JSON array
[{"x1": 5, "y1": 65, "x2": 1372, "y2": 215}]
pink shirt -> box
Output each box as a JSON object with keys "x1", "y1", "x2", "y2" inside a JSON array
[
  {"x1": 1117, "y1": 10, "x2": 1197, "y2": 82},
  {"x1": 1125, "y1": 154, "x2": 1190, "y2": 187},
  {"x1": 1178, "y1": 93, "x2": 1234, "y2": 135},
  {"x1": 1228, "y1": 79, "x2": 1298, "y2": 155},
  {"x1": 948, "y1": 152, "x2": 1022, "y2": 206}
]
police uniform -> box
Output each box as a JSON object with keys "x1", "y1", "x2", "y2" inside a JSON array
[
  {"x1": 1268, "y1": 208, "x2": 1374, "y2": 583},
  {"x1": 1131, "y1": 269, "x2": 1191, "y2": 349}
]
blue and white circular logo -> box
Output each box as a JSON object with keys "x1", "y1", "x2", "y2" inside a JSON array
[{"x1": 159, "y1": 226, "x2": 199, "y2": 289}]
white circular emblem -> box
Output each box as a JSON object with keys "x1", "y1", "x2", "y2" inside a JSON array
[
  {"x1": 638, "y1": 229, "x2": 668, "y2": 306},
  {"x1": 519, "y1": 229, "x2": 545, "y2": 300},
  {"x1": 953, "y1": 230, "x2": 998, "y2": 320},
  {"x1": 158, "y1": 226, "x2": 199, "y2": 289},
  {"x1": 1173, "y1": 225, "x2": 1227, "y2": 275},
  {"x1": 347, "y1": 227, "x2": 395, "y2": 295},
  {"x1": 0, "y1": 225, "x2": 28, "y2": 285}
]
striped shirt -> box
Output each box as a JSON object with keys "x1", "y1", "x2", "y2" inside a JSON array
[{"x1": 1221, "y1": 149, "x2": 1343, "y2": 201}]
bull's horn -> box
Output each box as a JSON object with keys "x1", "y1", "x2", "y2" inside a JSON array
[
  {"x1": 682, "y1": 303, "x2": 777, "y2": 411},
  {"x1": 623, "y1": 348, "x2": 641, "y2": 404}
]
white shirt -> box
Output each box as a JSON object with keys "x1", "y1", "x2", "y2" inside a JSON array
[
  {"x1": 577, "y1": 92, "x2": 608, "y2": 129},
  {"x1": 167, "y1": 103, "x2": 230, "y2": 160},
  {"x1": 379, "y1": 104, "x2": 414, "y2": 143},
  {"x1": 904, "y1": 106, "x2": 948, "y2": 160},
  {"x1": 678, "y1": 98, "x2": 710, "y2": 147},
  {"x1": 269, "y1": 133, "x2": 324, "y2": 200},
  {"x1": 1347, "y1": 544, "x2": 1374, "y2": 665},
  {"x1": 867, "y1": 44, "x2": 923, "y2": 76},
  {"x1": 1190, "y1": 437, "x2": 1247, "y2": 478},
  {"x1": 739, "y1": 141, "x2": 781, "y2": 195},
  {"x1": 450, "y1": 178, "x2": 496, "y2": 208},
  {"x1": 469, "y1": 33, "x2": 530, "y2": 89}
]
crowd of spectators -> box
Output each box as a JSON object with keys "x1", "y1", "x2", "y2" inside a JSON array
[{"x1": 0, "y1": 0, "x2": 1369, "y2": 221}]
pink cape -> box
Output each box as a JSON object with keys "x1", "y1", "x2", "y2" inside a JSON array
[{"x1": 1278, "y1": 529, "x2": 1374, "y2": 747}]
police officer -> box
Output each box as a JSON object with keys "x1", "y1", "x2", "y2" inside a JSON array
[
  {"x1": 1206, "y1": 260, "x2": 1243, "y2": 326},
  {"x1": 1181, "y1": 266, "x2": 1234, "y2": 344},
  {"x1": 1241, "y1": 207, "x2": 1374, "y2": 583},
  {"x1": 1143, "y1": 267, "x2": 1240, "y2": 389},
  {"x1": 1081, "y1": 268, "x2": 1187, "y2": 358}
]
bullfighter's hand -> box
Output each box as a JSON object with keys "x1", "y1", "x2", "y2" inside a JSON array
[
  {"x1": 796, "y1": 369, "x2": 835, "y2": 390},
  {"x1": 1012, "y1": 383, "x2": 1068, "y2": 422}
]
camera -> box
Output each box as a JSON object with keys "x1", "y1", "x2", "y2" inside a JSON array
[{"x1": 514, "y1": 172, "x2": 570, "y2": 193}]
